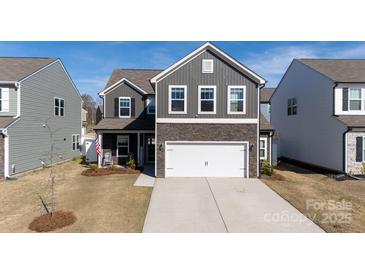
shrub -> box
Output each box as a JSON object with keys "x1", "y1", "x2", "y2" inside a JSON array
[
  {"x1": 89, "y1": 163, "x2": 99, "y2": 170},
  {"x1": 126, "y1": 156, "x2": 136, "y2": 170},
  {"x1": 262, "y1": 160, "x2": 274, "y2": 176}
]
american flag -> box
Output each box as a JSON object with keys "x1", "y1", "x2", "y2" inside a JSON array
[{"x1": 95, "y1": 136, "x2": 101, "y2": 156}]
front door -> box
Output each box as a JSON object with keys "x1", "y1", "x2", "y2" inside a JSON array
[{"x1": 146, "y1": 135, "x2": 155, "y2": 163}]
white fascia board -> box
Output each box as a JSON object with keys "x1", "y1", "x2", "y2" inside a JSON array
[
  {"x1": 156, "y1": 118, "x2": 258, "y2": 124},
  {"x1": 150, "y1": 42, "x2": 266, "y2": 84},
  {"x1": 99, "y1": 78, "x2": 148, "y2": 96}
]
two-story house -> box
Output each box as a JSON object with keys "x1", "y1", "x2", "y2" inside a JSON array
[
  {"x1": 95, "y1": 42, "x2": 273, "y2": 178},
  {"x1": 271, "y1": 59, "x2": 365, "y2": 175},
  {"x1": 0, "y1": 58, "x2": 82, "y2": 179}
]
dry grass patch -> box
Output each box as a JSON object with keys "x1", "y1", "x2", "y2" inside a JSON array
[
  {"x1": 262, "y1": 163, "x2": 365, "y2": 232},
  {"x1": 0, "y1": 160, "x2": 152, "y2": 232}
]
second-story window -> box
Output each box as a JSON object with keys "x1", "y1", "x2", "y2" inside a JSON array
[
  {"x1": 119, "y1": 97, "x2": 131, "y2": 118},
  {"x1": 349, "y1": 88, "x2": 362, "y2": 111},
  {"x1": 228, "y1": 86, "x2": 246, "y2": 114},
  {"x1": 199, "y1": 86, "x2": 216, "y2": 114},
  {"x1": 147, "y1": 97, "x2": 155, "y2": 114},
  {"x1": 54, "y1": 97, "x2": 65, "y2": 117},
  {"x1": 0, "y1": 88, "x2": 10, "y2": 112},
  {"x1": 169, "y1": 85, "x2": 187, "y2": 114},
  {"x1": 287, "y1": 98, "x2": 297, "y2": 116}
]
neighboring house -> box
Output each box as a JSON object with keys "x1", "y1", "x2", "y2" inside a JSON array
[
  {"x1": 95, "y1": 42, "x2": 273, "y2": 178},
  {"x1": 260, "y1": 88, "x2": 276, "y2": 165},
  {"x1": 0, "y1": 58, "x2": 82, "y2": 178},
  {"x1": 271, "y1": 58, "x2": 365, "y2": 175},
  {"x1": 82, "y1": 108, "x2": 88, "y2": 135}
]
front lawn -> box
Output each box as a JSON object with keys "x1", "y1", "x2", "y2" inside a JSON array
[
  {"x1": 0, "y1": 159, "x2": 152, "y2": 232},
  {"x1": 262, "y1": 163, "x2": 365, "y2": 232}
]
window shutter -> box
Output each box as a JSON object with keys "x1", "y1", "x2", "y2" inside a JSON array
[
  {"x1": 356, "y1": 137, "x2": 363, "y2": 162},
  {"x1": 1, "y1": 88, "x2": 10, "y2": 112},
  {"x1": 342, "y1": 88, "x2": 348, "y2": 111},
  {"x1": 131, "y1": 98, "x2": 135, "y2": 117},
  {"x1": 114, "y1": 98, "x2": 119, "y2": 117}
]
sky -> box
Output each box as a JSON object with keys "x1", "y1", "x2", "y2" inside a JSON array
[{"x1": 2, "y1": 41, "x2": 365, "y2": 99}]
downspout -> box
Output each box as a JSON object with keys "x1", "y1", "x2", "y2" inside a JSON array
[{"x1": 1, "y1": 129, "x2": 9, "y2": 179}]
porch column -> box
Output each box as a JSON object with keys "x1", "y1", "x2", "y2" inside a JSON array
[
  {"x1": 137, "y1": 132, "x2": 141, "y2": 166},
  {"x1": 98, "y1": 132, "x2": 103, "y2": 167}
]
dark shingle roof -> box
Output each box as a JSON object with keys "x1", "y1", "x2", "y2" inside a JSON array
[
  {"x1": 94, "y1": 118, "x2": 155, "y2": 130},
  {"x1": 336, "y1": 115, "x2": 365, "y2": 128},
  {"x1": 103, "y1": 69, "x2": 163, "y2": 94},
  {"x1": 298, "y1": 59, "x2": 365, "y2": 83},
  {"x1": 260, "y1": 88, "x2": 275, "y2": 103},
  {"x1": 0, "y1": 57, "x2": 57, "y2": 81},
  {"x1": 0, "y1": 117, "x2": 18, "y2": 129},
  {"x1": 260, "y1": 113, "x2": 273, "y2": 131}
]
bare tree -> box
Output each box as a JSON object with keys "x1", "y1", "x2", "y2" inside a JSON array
[{"x1": 81, "y1": 94, "x2": 97, "y2": 127}]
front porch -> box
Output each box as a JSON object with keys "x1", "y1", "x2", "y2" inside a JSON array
[{"x1": 96, "y1": 130, "x2": 155, "y2": 168}]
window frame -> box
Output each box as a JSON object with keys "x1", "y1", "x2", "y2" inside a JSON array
[
  {"x1": 119, "y1": 97, "x2": 131, "y2": 118},
  {"x1": 0, "y1": 88, "x2": 9, "y2": 112},
  {"x1": 54, "y1": 97, "x2": 65, "y2": 117},
  {"x1": 72, "y1": 134, "x2": 80, "y2": 151},
  {"x1": 116, "y1": 135, "x2": 129, "y2": 158},
  {"x1": 227, "y1": 85, "x2": 246, "y2": 114},
  {"x1": 287, "y1": 98, "x2": 297, "y2": 116},
  {"x1": 348, "y1": 87, "x2": 363, "y2": 111},
  {"x1": 259, "y1": 137, "x2": 267, "y2": 160},
  {"x1": 147, "y1": 96, "x2": 155, "y2": 115},
  {"x1": 168, "y1": 85, "x2": 187, "y2": 114},
  {"x1": 198, "y1": 85, "x2": 216, "y2": 114},
  {"x1": 202, "y1": 59, "x2": 214, "y2": 73}
]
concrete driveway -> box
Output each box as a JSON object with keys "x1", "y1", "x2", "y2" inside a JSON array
[{"x1": 143, "y1": 178, "x2": 323, "y2": 233}]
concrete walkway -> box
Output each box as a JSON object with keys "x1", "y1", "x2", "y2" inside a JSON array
[
  {"x1": 143, "y1": 178, "x2": 323, "y2": 233},
  {"x1": 134, "y1": 165, "x2": 155, "y2": 187}
]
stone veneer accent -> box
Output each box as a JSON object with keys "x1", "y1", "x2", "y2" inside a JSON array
[
  {"x1": 347, "y1": 131, "x2": 365, "y2": 174},
  {"x1": 156, "y1": 123, "x2": 258, "y2": 178}
]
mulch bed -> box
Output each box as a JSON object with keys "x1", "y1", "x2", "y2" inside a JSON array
[
  {"x1": 29, "y1": 211, "x2": 77, "y2": 232},
  {"x1": 81, "y1": 167, "x2": 141, "y2": 176}
]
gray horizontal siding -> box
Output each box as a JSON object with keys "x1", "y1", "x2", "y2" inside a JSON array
[
  {"x1": 0, "y1": 84, "x2": 17, "y2": 116},
  {"x1": 157, "y1": 50, "x2": 258, "y2": 119},
  {"x1": 7, "y1": 61, "x2": 81, "y2": 175},
  {"x1": 104, "y1": 82, "x2": 150, "y2": 119}
]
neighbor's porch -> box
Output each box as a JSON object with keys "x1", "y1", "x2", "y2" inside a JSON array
[{"x1": 96, "y1": 130, "x2": 155, "y2": 168}]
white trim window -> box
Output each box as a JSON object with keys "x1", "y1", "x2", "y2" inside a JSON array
[
  {"x1": 287, "y1": 98, "x2": 297, "y2": 116},
  {"x1": 363, "y1": 137, "x2": 365, "y2": 162},
  {"x1": 228, "y1": 86, "x2": 246, "y2": 114},
  {"x1": 169, "y1": 85, "x2": 187, "y2": 114},
  {"x1": 117, "y1": 135, "x2": 129, "y2": 157},
  {"x1": 0, "y1": 88, "x2": 10, "y2": 112},
  {"x1": 202, "y1": 59, "x2": 214, "y2": 73},
  {"x1": 72, "y1": 134, "x2": 80, "y2": 151},
  {"x1": 147, "y1": 97, "x2": 155, "y2": 114},
  {"x1": 198, "y1": 85, "x2": 216, "y2": 114},
  {"x1": 54, "y1": 97, "x2": 65, "y2": 117},
  {"x1": 259, "y1": 137, "x2": 267, "y2": 160},
  {"x1": 349, "y1": 88, "x2": 362, "y2": 111},
  {"x1": 119, "y1": 97, "x2": 131, "y2": 118}
]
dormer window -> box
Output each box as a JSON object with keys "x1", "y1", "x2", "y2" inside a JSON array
[{"x1": 202, "y1": 59, "x2": 214, "y2": 73}]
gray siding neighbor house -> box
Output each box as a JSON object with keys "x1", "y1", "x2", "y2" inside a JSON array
[
  {"x1": 95, "y1": 42, "x2": 274, "y2": 178},
  {"x1": 271, "y1": 58, "x2": 365, "y2": 174},
  {"x1": 0, "y1": 58, "x2": 82, "y2": 178}
]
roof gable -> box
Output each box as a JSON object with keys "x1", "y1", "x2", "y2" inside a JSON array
[
  {"x1": 100, "y1": 69, "x2": 162, "y2": 95},
  {"x1": 260, "y1": 87, "x2": 275, "y2": 103},
  {"x1": 0, "y1": 57, "x2": 58, "y2": 82},
  {"x1": 150, "y1": 42, "x2": 266, "y2": 84}
]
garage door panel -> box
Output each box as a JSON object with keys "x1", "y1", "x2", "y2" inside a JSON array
[{"x1": 165, "y1": 142, "x2": 247, "y2": 178}]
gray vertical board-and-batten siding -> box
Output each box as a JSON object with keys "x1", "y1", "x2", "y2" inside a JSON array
[
  {"x1": 7, "y1": 61, "x2": 82, "y2": 175},
  {"x1": 270, "y1": 60, "x2": 347, "y2": 172},
  {"x1": 0, "y1": 84, "x2": 17, "y2": 117},
  {"x1": 157, "y1": 50, "x2": 258, "y2": 119},
  {"x1": 104, "y1": 82, "x2": 152, "y2": 119}
]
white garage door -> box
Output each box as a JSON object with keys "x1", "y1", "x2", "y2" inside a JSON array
[{"x1": 165, "y1": 142, "x2": 248, "y2": 178}]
